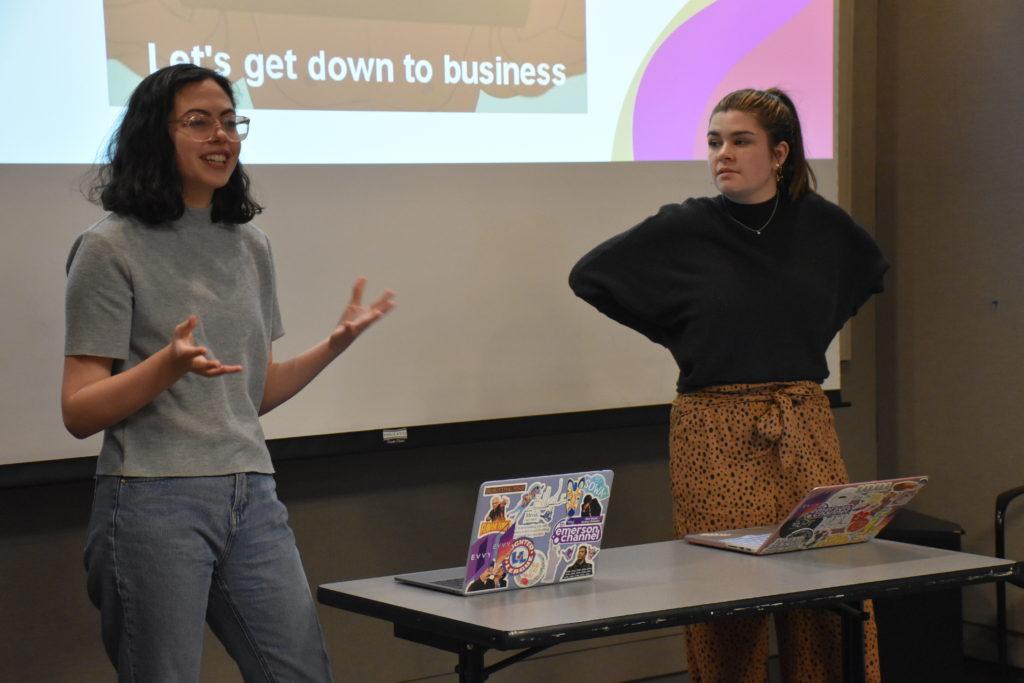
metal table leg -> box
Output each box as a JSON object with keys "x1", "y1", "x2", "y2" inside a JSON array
[
  {"x1": 838, "y1": 600, "x2": 868, "y2": 683},
  {"x1": 457, "y1": 642, "x2": 486, "y2": 682}
]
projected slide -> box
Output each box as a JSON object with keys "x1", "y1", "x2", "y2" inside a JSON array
[
  {"x1": 105, "y1": 1, "x2": 585, "y2": 114},
  {"x1": 2, "y1": 0, "x2": 831, "y2": 163}
]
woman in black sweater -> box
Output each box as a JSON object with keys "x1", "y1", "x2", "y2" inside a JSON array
[{"x1": 569, "y1": 88, "x2": 886, "y2": 682}]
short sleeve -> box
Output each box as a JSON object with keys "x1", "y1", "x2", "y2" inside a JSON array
[
  {"x1": 568, "y1": 204, "x2": 690, "y2": 345},
  {"x1": 264, "y1": 234, "x2": 285, "y2": 341},
  {"x1": 64, "y1": 231, "x2": 133, "y2": 359}
]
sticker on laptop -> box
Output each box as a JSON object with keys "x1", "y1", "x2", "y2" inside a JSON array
[{"x1": 561, "y1": 543, "x2": 597, "y2": 581}]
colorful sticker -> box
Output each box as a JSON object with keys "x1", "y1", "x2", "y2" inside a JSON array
[
  {"x1": 560, "y1": 544, "x2": 596, "y2": 581},
  {"x1": 583, "y1": 473, "x2": 611, "y2": 501},
  {"x1": 516, "y1": 506, "x2": 556, "y2": 538},
  {"x1": 478, "y1": 494, "x2": 513, "y2": 537},
  {"x1": 513, "y1": 549, "x2": 547, "y2": 588},
  {"x1": 507, "y1": 480, "x2": 562, "y2": 537},
  {"x1": 466, "y1": 525, "x2": 516, "y2": 584},
  {"x1": 466, "y1": 561, "x2": 509, "y2": 592},
  {"x1": 579, "y1": 494, "x2": 604, "y2": 518},
  {"x1": 484, "y1": 483, "x2": 528, "y2": 496},
  {"x1": 819, "y1": 533, "x2": 855, "y2": 547},
  {"x1": 551, "y1": 517, "x2": 604, "y2": 546},
  {"x1": 565, "y1": 477, "x2": 586, "y2": 516},
  {"x1": 503, "y1": 538, "x2": 536, "y2": 576}
]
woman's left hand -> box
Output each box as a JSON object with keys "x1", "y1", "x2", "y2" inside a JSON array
[{"x1": 328, "y1": 277, "x2": 396, "y2": 354}]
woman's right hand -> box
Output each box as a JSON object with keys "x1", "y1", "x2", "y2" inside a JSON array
[
  {"x1": 62, "y1": 315, "x2": 243, "y2": 439},
  {"x1": 171, "y1": 315, "x2": 243, "y2": 377}
]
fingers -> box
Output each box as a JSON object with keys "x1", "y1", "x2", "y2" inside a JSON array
[
  {"x1": 348, "y1": 310, "x2": 383, "y2": 335},
  {"x1": 174, "y1": 314, "x2": 198, "y2": 339},
  {"x1": 370, "y1": 289, "x2": 397, "y2": 314},
  {"x1": 186, "y1": 345, "x2": 211, "y2": 359},
  {"x1": 191, "y1": 357, "x2": 244, "y2": 377},
  {"x1": 202, "y1": 364, "x2": 243, "y2": 377},
  {"x1": 349, "y1": 276, "x2": 367, "y2": 307},
  {"x1": 170, "y1": 315, "x2": 212, "y2": 369},
  {"x1": 349, "y1": 278, "x2": 396, "y2": 310},
  {"x1": 206, "y1": 362, "x2": 243, "y2": 376},
  {"x1": 333, "y1": 280, "x2": 395, "y2": 353},
  {"x1": 173, "y1": 315, "x2": 209, "y2": 355},
  {"x1": 334, "y1": 289, "x2": 393, "y2": 339},
  {"x1": 171, "y1": 314, "x2": 243, "y2": 378}
]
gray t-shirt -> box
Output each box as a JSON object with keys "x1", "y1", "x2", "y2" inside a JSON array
[{"x1": 64, "y1": 207, "x2": 284, "y2": 476}]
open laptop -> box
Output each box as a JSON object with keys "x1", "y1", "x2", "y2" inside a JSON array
[
  {"x1": 685, "y1": 475, "x2": 928, "y2": 555},
  {"x1": 395, "y1": 470, "x2": 614, "y2": 595}
]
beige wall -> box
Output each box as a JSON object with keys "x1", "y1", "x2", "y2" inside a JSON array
[
  {"x1": 870, "y1": 0, "x2": 1024, "y2": 664},
  {"x1": 834, "y1": 0, "x2": 881, "y2": 485}
]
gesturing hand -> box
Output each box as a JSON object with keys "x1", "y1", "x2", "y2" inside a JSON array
[
  {"x1": 328, "y1": 277, "x2": 396, "y2": 354},
  {"x1": 170, "y1": 315, "x2": 244, "y2": 377}
]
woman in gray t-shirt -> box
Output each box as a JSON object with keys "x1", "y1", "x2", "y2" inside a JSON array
[{"x1": 63, "y1": 64, "x2": 394, "y2": 682}]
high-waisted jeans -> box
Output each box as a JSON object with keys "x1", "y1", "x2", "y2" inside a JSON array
[{"x1": 84, "y1": 473, "x2": 333, "y2": 682}]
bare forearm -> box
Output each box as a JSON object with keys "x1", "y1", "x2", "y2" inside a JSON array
[
  {"x1": 261, "y1": 278, "x2": 395, "y2": 414},
  {"x1": 63, "y1": 346, "x2": 185, "y2": 438},
  {"x1": 261, "y1": 338, "x2": 340, "y2": 414}
]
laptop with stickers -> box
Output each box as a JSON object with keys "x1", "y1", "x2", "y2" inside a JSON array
[
  {"x1": 684, "y1": 475, "x2": 928, "y2": 555},
  {"x1": 395, "y1": 470, "x2": 614, "y2": 595}
]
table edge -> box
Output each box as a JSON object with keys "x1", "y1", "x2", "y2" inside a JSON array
[{"x1": 318, "y1": 560, "x2": 1021, "y2": 650}]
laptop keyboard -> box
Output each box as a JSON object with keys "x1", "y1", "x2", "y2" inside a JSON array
[
  {"x1": 431, "y1": 576, "x2": 466, "y2": 590},
  {"x1": 727, "y1": 533, "x2": 771, "y2": 550}
]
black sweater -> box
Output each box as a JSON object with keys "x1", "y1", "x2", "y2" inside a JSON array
[{"x1": 568, "y1": 192, "x2": 888, "y2": 393}]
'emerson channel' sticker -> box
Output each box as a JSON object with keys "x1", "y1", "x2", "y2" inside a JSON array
[{"x1": 551, "y1": 517, "x2": 603, "y2": 546}]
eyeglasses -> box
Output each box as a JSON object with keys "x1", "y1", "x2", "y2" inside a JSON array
[{"x1": 171, "y1": 113, "x2": 250, "y2": 142}]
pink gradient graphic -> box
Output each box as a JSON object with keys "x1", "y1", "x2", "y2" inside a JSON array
[
  {"x1": 631, "y1": 0, "x2": 832, "y2": 161},
  {"x1": 692, "y1": 0, "x2": 833, "y2": 158}
]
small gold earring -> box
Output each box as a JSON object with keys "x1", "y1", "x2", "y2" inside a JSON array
[{"x1": 775, "y1": 165, "x2": 783, "y2": 183}]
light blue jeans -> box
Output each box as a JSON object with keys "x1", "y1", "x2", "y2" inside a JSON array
[{"x1": 84, "y1": 474, "x2": 333, "y2": 682}]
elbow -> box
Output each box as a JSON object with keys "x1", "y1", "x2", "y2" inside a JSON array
[
  {"x1": 568, "y1": 265, "x2": 604, "y2": 304},
  {"x1": 63, "y1": 417, "x2": 97, "y2": 440},
  {"x1": 567, "y1": 270, "x2": 580, "y2": 295},
  {"x1": 257, "y1": 395, "x2": 273, "y2": 416},
  {"x1": 258, "y1": 397, "x2": 279, "y2": 416},
  {"x1": 567, "y1": 262, "x2": 588, "y2": 296},
  {"x1": 62, "y1": 403, "x2": 99, "y2": 440},
  {"x1": 568, "y1": 252, "x2": 607, "y2": 300}
]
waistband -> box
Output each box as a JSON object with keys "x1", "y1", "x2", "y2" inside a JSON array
[
  {"x1": 677, "y1": 380, "x2": 824, "y2": 404},
  {"x1": 674, "y1": 382, "x2": 826, "y2": 464}
]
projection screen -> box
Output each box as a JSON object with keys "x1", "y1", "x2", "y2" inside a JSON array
[{"x1": 0, "y1": 0, "x2": 837, "y2": 466}]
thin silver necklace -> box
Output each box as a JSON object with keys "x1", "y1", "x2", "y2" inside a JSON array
[{"x1": 721, "y1": 193, "x2": 779, "y2": 236}]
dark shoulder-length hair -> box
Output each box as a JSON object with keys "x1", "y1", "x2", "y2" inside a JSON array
[
  {"x1": 89, "y1": 64, "x2": 262, "y2": 225},
  {"x1": 710, "y1": 87, "x2": 816, "y2": 202}
]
